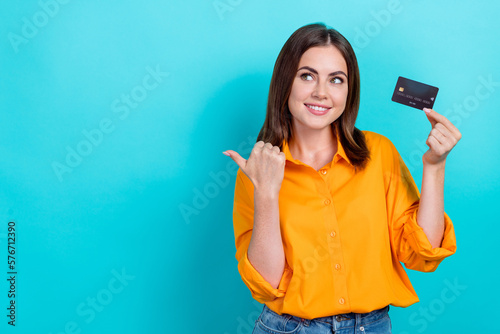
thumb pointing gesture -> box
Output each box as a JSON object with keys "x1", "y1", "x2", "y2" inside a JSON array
[
  {"x1": 223, "y1": 141, "x2": 286, "y2": 194},
  {"x1": 223, "y1": 150, "x2": 247, "y2": 170}
]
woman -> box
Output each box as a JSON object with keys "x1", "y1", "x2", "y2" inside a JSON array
[{"x1": 223, "y1": 23, "x2": 460, "y2": 334}]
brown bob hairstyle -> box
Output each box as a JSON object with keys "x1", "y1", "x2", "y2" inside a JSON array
[{"x1": 257, "y1": 23, "x2": 370, "y2": 170}]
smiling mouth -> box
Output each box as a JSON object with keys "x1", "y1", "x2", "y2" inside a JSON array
[
  {"x1": 304, "y1": 104, "x2": 331, "y2": 115},
  {"x1": 305, "y1": 104, "x2": 330, "y2": 111}
]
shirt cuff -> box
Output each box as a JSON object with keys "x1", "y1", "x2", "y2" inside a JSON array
[
  {"x1": 237, "y1": 251, "x2": 293, "y2": 302},
  {"x1": 402, "y1": 210, "x2": 457, "y2": 270}
]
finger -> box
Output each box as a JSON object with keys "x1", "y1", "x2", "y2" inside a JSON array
[
  {"x1": 434, "y1": 123, "x2": 458, "y2": 145},
  {"x1": 222, "y1": 150, "x2": 247, "y2": 170},
  {"x1": 429, "y1": 128, "x2": 446, "y2": 145},
  {"x1": 423, "y1": 108, "x2": 438, "y2": 127},
  {"x1": 424, "y1": 108, "x2": 461, "y2": 138},
  {"x1": 430, "y1": 116, "x2": 461, "y2": 145},
  {"x1": 272, "y1": 146, "x2": 280, "y2": 154},
  {"x1": 426, "y1": 135, "x2": 441, "y2": 150},
  {"x1": 264, "y1": 142, "x2": 273, "y2": 150},
  {"x1": 279, "y1": 152, "x2": 286, "y2": 165},
  {"x1": 426, "y1": 135, "x2": 447, "y2": 157},
  {"x1": 255, "y1": 141, "x2": 265, "y2": 149}
]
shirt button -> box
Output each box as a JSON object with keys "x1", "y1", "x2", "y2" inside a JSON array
[
  {"x1": 320, "y1": 169, "x2": 327, "y2": 175},
  {"x1": 339, "y1": 298, "x2": 345, "y2": 305},
  {"x1": 324, "y1": 199, "x2": 331, "y2": 205},
  {"x1": 360, "y1": 326, "x2": 365, "y2": 331},
  {"x1": 335, "y1": 264, "x2": 341, "y2": 270},
  {"x1": 330, "y1": 231, "x2": 336, "y2": 238}
]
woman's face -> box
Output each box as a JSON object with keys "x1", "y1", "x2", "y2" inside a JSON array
[{"x1": 287, "y1": 45, "x2": 349, "y2": 135}]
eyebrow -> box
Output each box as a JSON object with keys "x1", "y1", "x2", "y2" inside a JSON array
[{"x1": 297, "y1": 66, "x2": 348, "y2": 78}]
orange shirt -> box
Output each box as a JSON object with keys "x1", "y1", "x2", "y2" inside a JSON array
[{"x1": 232, "y1": 131, "x2": 456, "y2": 319}]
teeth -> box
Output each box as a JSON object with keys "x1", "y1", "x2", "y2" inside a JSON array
[{"x1": 306, "y1": 104, "x2": 328, "y2": 111}]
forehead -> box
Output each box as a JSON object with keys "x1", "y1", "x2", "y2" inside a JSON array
[{"x1": 298, "y1": 45, "x2": 348, "y2": 73}]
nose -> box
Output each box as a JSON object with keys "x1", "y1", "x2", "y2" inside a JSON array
[{"x1": 312, "y1": 81, "x2": 327, "y2": 99}]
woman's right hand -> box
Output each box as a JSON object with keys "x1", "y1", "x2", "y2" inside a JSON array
[{"x1": 223, "y1": 141, "x2": 286, "y2": 195}]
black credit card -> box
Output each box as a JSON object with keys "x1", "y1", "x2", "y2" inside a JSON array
[{"x1": 391, "y1": 76, "x2": 439, "y2": 110}]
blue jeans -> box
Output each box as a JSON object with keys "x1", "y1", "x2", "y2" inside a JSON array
[{"x1": 252, "y1": 304, "x2": 391, "y2": 334}]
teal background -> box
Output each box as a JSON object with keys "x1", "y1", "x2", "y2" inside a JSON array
[{"x1": 1, "y1": 0, "x2": 499, "y2": 333}]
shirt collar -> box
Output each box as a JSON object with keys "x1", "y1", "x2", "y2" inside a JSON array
[{"x1": 282, "y1": 135, "x2": 352, "y2": 168}]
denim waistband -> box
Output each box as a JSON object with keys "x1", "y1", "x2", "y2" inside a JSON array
[{"x1": 262, "y1": 304, "x2": 390, "y2": 327}]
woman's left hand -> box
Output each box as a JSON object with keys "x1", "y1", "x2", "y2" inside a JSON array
[{"x1": 422, "y1": 108, "x2": 462, "y2": 166}]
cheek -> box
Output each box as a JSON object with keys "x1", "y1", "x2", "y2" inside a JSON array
[
  {"x1": 333, "y1": 87, "x2": 349, "y2": 105},
  {"x1": 290, "y1": 82, "x2": 311, "y2": 101},
  {"x1": 288, "y1": 88, "x2": 303, "y2": 114}
]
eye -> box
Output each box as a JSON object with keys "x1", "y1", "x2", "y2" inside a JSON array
[
  {"x1": 331, "y1": 77, "x2": 344, "y2": 84},
  {"x1": 300, "y1": 73, "x2": 313, "y2": 81}
]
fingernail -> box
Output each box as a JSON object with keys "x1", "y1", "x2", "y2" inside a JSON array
[
  {"x1": 222, "y1": 151, "x2": 230, "y2": 156},
  {"x1": 423, "y1": 108, "x2": 431, "y2": 113}
]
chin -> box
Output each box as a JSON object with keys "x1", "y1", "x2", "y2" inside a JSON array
[{"x1": 303, "y1": 122, "x2": 335, "y2": 131}]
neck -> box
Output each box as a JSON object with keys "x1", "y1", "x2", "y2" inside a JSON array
[{"x1": 289, "y1": 125, "x2": 337, "y2": 161}]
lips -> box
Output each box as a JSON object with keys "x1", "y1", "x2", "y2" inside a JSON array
[{"x1": 304, "y1": 103, "x2": 331, "y2": 116}]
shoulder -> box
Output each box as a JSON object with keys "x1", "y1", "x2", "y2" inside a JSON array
[
  {"x1": 361, "y1": 130, "x2": 397, "y2": 152},
  {"x1": 360, "y1": 130, "x2": 402, "y2": 170},
  {"x1": 235, "y1": 168, "x2": 254, "y2": 193}
]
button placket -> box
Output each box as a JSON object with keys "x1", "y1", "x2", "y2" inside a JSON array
[
  {"x1": 324, "y1": 194, "x2": 349, "y2": 312},
  {"x1": 320, "y1": 166, "x2": 349, "y2": 312}
]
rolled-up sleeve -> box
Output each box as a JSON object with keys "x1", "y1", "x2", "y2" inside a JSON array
[
  {"x1": 233, "y1": 169, "x2": 293, "y2": 302},
  {"x1": 384, "y1": 139, "x2": 457, "y2": 272}
]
